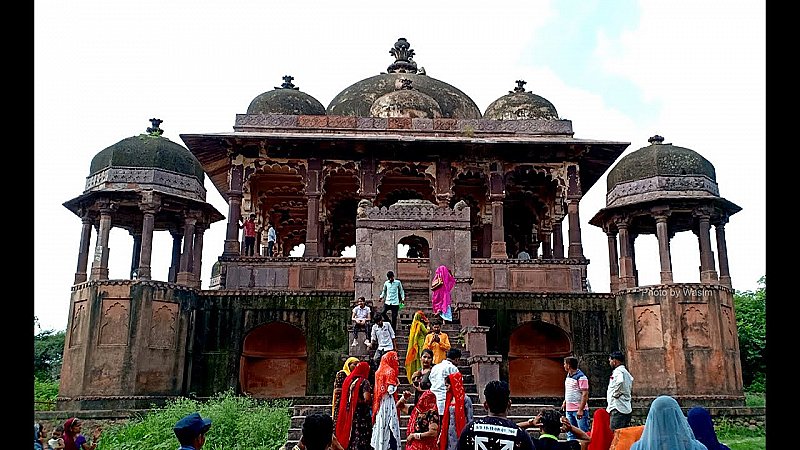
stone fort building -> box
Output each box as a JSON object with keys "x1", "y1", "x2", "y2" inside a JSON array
[{"x1": 58, "y1": 38, "x2": 744, "y2": 417}]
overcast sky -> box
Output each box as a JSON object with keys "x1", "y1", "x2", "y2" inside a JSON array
[{"x1": 34, "y1": 0, "x2": 765, "y2": 332}]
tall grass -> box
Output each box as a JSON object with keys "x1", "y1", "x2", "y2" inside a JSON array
[{"x1": 95, "y1": 390, "x2": 291, "y2": 450}]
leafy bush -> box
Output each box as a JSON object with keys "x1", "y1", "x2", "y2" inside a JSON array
[
  {"x1": 34, "y1": 321, "x2": 65, "y2": 381},
  {"x1": 34, "y1": 378, "x2": 59, "y2": 411},
  {"x1": 96, "y1": 390, "x2": 291, "y2": 450},
  {"x1": 734, "y1": 276, "x2": 766, "y2": 392}
]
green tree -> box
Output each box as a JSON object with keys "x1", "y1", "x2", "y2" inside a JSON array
[
  {"x1": 734, "y1": 276, "x2": 766, "y2": 392},
  {"x1": 34, "y1": 318, "x2": 65, "y2": 381}
]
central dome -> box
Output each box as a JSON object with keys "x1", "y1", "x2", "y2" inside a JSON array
[{"x1": 327, "y1": 38, "x2": 482, "y2": 119}]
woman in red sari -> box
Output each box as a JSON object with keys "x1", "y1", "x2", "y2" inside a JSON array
[
  {"x1": 405, "y1": 389, "x2": 440, "y2": 450},
  {"x1": 335, "y1": 361, "x2": 373, "y2": 450},
  {"x1": 438, "y1": 371, "x2": 472, "y2": 450},
  {"x1": 587, "y1": 408, "x2": 614, "y2": 450}
]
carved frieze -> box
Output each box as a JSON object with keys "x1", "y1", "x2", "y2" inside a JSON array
[
  {"x1": 85, "y1": 167, "x2": 206, "y2": 201},
  {"x1": 607, "y1": 175, "x2": 720, "y2": 207}
]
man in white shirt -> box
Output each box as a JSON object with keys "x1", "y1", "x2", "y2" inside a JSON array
[
  {"x1": 266, "y1": 223, "x2": 277, "y2": 257},
  {"x1": 370, "y1": 313, "x2": 396, "y2": 367},
  {"x1": 429, "y1": 348, "x2": 461, "y2": 415},
  {"x1": 606, "y1": 350, "x2": 634, "y2": 430},
  {"x1": 351, "y1": 296, "x2": 372, "y2": 347}
]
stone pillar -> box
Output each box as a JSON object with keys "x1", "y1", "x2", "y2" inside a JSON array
[
  {"x1": 605, "y1": 227, "x2": 620, "y2": 292},
  {"x1": 540, "y1": 222, "x2": 553, "y2": 259},
  {"x1": 695, "y1": 208, "x2": 719, "y2": 282},
  {"x1": 169, "y1": 231, "x2": 182, "y2": 283},
  {"x1": 130, "y1": 233, "x2": 142, "y2": 279},
  {"x1": 137, "y1": 205, "x2": 157, "y2": 280},
  {"x1": 74, "y1": 214, "x2": 94, "y2": 284},
  {"x1": 90, "y1": 202, "x2": 114, "y2": 280},
  {"x1": 565, "y1": 164, "x2": 584, "y2": 258},
  {"x1": 488, "y1": 171, "x2": 507, "y2": 259},
  {"x1": 358, "y1": 156, "x2": 378, "y2": 203},
  {"x1": 552, "y1": 219, "x2": 564, "y2": 259},
  {"x1": 566, "y1": 199, "x2": 584, "y2": 258},
  {"x1": 615, "y1": 216, "x2": 636, "y2": 288},
  {"x1": 192, "y1": 224, "x2": 205, "y2": 288},
  {"x1": 435, "y1": 160, "x2": 453, "y2": 207},
  {"x1": 304, "y1": 158, "x2": 322, "y2": 257},
  {"x1": 653, "y1": 209, "x2": 673, "y2": 284},
  {"x1": 177, "y1": 215, "x2": 197, "y2": 285},
  {"x1": 469, "y1": 355, "x2": 502, "y2": 403},
  {"x1": 224, "y1": 163, "x2": 244, "y2": 256},
  {"x1": 715, "y1": 217, "x2": 732, "y2": 287}
]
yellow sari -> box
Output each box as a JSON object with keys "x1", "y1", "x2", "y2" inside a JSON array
[
  {"x1": 404, "y1": 310, "x2": 429, "y2": 381},
  {"x1": 332, "y1": 356, "x2": 359, "y2": 418}
]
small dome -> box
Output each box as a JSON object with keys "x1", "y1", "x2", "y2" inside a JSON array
[
  {"x1": 89, "y1": 119, "x2": 204, "y2": 182},
  {"x1": 483, "y1": 80, "x2": 559, "y2": 120},
  {"x1": 607, "y1": 135, "x2": 716, "y2": 192},
  {"x1": 327, "y1": 38, "x2": 481, "y2": 119},
  {"x1": 246, "y1": 75, "x2": 326, "y2": 115},
  {"x1": 369, "y1": 78, "x2": 442, "y2": 118}
]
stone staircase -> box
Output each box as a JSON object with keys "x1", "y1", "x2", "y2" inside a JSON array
[{"x1": 282, "y1": 289, "x2": 558, "y2": 448}]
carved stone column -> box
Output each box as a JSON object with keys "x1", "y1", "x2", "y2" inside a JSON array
[
  {"x1": 615, "y1": 216, "x2": 636, "y2": 288},
  {"x1": 358, "y1": 156, "x2": 378, "y2": 203},
  {"x1": 169, "y1": 230, "x2": 182, "y2": 283},
  {"x1": 304, "y1": 158, "x2": 322, "y2": 257},
  {"x1": 540, "y1": 221, "x2": 553, "y2": 259},
  {"x1": 694, "y1": 208, "x2": 718, "y2": 282},
  {"x1": 137, "y1": 198, "x2": 160, "y2": 281},
  {"x1": 130, "y1": 233, "x2": 142, "y2": 279},
  {"x1": 224, "y1": 163, "x2": 244, "y2": 256},
  {"x1": 74, "y1": 213, "x2": 94, "y2": 284},
  {"x1": 605, "y1": 226, "x2": 620, "y2": 292},
  {"x1": 567, "y1": 199, "x2": 584, "y2": 258},
  {"x1": 488, "y1": 171, "x2": 507, "y2": 259},
  {"x1": 468, "y1": 354, "x2": 502, "y2": 403},
  {"x1": 90, "y1": 201, "x2": 114, "y2": 280},
  {"x1": 435, "y1": 160, "x2": 453, "y2": 207},
  {"x1": 715, "y1": 216, "x2": 732, "y2": 287},
  {"x1": 552, "y1": 218, "x2": 564, "y2": 259},
  {"x1": 177, "y1": 215, "x2": 197, "y2": 285},
  {"x1": 653, "y1": 208, "x2": 673, "y2": 284},
  {"x1": 191, "y1": 224, "x2": 206, "y2": 288}
]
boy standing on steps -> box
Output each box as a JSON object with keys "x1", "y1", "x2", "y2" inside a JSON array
[{"x1": 351, "y1": 296, "x2": 371, "y2": 347}]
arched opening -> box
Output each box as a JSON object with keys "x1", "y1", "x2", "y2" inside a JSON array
[
  {"x1": 508, "y1": 321, "x2": 571, "y2": 397},
  {"x1": 398, "y1": 235, "x2": 430, "y2": 258},
  {"x1": 396, "y1": 234, "x2": 431, "y2": 300},
  {"x1": 239, "y1": 321, "x2": 307, "y2": 397}
]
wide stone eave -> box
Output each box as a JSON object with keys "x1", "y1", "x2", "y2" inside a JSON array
[
  {"x1": 180, "y1": 130, "x2": 629, "y2": 203},
  {"x1": 62, "y1": 190, "x2": 226, "y2": 224},
  {"x1": 588, "y1": 196, "x2": 742, "y2": 227}
]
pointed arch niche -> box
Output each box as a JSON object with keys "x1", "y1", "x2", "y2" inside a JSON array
[
  {"x1": 239, "y1": 321, "x2": 307, "y2": 397},
  {"x1": 508, "y1": 320, "x2": 571, "y2": 397}
]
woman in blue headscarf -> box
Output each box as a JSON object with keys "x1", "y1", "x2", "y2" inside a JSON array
[
  {"x1": 687, "y1": 406, "x2": 731, "y2": 450},
  {"x1": 630, "y1": 395, "x2": 707, "y2": 450}
]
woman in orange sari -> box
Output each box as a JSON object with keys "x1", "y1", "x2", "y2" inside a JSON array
[
  {"x1": 335, "y1": 361, "x2": 373, "y2": 450},
  {"x1": 371, "y1": 351, "x2": 410, "y2": 450},
  {"x1": 405, "y1": 390, "x2": 440, "y2": 450}
]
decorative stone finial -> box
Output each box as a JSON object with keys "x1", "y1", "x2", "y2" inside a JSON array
[
  {"x1": 147, "y1": 118, "x2": 164, "y2": 136},
  {"x1": 512, "y1": 80, "x2": 527, "y2": 93},
  {"x1": 276, "y1": 75, "x2": 299, "y2": 90},
  {"x1": 387, "y1": 37, "x2": 418, "y2": 74},
  {"x1": 648, "y1": 135, "x2": 665, "y2": 144}
]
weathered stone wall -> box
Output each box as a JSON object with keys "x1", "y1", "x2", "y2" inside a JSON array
[
  {"x1": 58, "y1": 281, "x2": 195, "y2": 410},
  {"x1": 476, "y1": 292, "x2": 618, "y2": 400},
  {"x1": 190, "y1": 291, "x2": 351, "y2": 397}
]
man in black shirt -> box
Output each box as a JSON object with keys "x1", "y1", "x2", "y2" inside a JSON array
[{"x1": 456, "y1": 380, "x2": 535, "y2": 450}]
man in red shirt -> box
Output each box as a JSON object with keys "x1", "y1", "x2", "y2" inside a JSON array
[{"x1": 240, "y1": 213, "x2": 258, "y2": 256}]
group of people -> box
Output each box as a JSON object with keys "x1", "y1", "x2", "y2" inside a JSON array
[
  {"x1": 34, "y1": 418, "x2": 101, "y2": 450},
  {"x1": 239, "y1": 213, "x2": 277, "y2": 257}
]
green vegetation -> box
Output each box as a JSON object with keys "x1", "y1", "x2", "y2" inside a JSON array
[
  {"x1": 716, "y1": 417, "x2": 766, "y2": 450},
  {"x1": 734, "y1": 276, "x2": 766, "y2": 393},
  {"x1": 96, "y1": 390, "x2": 291, "y2": 450},
  {"x1": 34, "y1": 317, "x2": 65, "y2": 410}
]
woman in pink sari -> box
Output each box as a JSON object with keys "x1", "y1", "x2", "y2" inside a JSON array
[{"x1": 430, "y1": 265, "x2": 456, "y2": 322}]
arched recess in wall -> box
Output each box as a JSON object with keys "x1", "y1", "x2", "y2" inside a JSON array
[
  {"x1": 508, "y1": 320, "x2": 571, "y2": 397},
  {"x1": 395, "y1": 233, "x2": 432, "y2": 293},
  {"x1": 239, "y1": 321, "x2": 307, "y2": 398}
]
